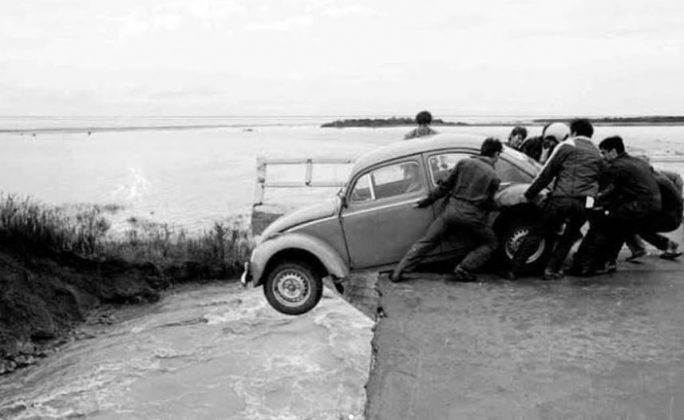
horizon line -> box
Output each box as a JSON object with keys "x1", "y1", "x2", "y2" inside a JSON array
[{"x1": 1, "y1": 113, "x2": 683, "y2": 119}]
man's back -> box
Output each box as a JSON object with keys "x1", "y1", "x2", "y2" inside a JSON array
[
  {"x1": 446, "y1": 156, "x2": 500, "y2": 207},
  {"x1": 602, "y1": 154, "x2": 661, "y2": 214},
  {"x1": 526, "y1": 136, "x2": 602, "y2": 199}
]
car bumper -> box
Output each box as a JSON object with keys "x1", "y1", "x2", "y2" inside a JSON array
[{"x1": 240, "y1": 262, "x2": 251, "y2": 287}]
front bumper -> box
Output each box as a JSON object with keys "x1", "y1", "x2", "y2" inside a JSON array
[{"x1": 240, "y1": 262, "x2": 251, "y2": 287}]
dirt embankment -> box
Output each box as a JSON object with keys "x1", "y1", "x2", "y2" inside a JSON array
[{"x1": 0, "y1": 237, "x2": 236, "y2": 375}]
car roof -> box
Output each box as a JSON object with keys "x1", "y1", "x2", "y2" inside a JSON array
[{"x1": 351, "y1": 133, "x2": 490, "y2": 175}]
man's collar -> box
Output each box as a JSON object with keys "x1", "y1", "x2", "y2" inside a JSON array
[{"x1": 474, "y1": 155, "x2": 496, "y2": 167}]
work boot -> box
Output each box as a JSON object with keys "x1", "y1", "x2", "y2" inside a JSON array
[
  {"x1": 660, "y1": 241, "x2": 682, "y2": 260},
  {"x1": 625, "y1": 248, "x2": 647, "y2": 262},
  {"x1": 389, "y1": 269, "x2": 404, "y2": 283},
  {"x1": 593, "y1": 261, "x2": 617, "y2": 275},
  {"x1": 448, "y1": 266, "x2": 476, "y2": 282},
  {"x1": 499, "y1": 269, "x2": 517, "y2": 281},
  {"x1": 542, "y1": 268, "x2": 563, "y2": 281},
  {"x1": 566, "y1": 264, "x2": 593, "y2": 277}
]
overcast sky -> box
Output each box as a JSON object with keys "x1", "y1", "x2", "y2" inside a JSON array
[{"x1": 1, "y1": 0, "x2": 683, "y2": 117}]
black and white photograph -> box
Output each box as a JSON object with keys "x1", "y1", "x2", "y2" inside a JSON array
[{"x1": 1, "y1": 1, "x2": 684, "y2": 419}]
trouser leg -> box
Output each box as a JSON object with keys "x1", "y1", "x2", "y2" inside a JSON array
[
  {"x1": 638, "y1": 212, "x2": 679, "y2": 251},
  {"x1": 638, "y1": 232, "x2": 670, "y2": 250},
  {"x1": 458, "y1": 222, "x2": 498, "y2": 272},
  {"x1": 393, "y1": 213, "x2": 449, "y2": 276},
  {"x1": 625, "y1": 235, "x2": 646, "y2": 254},
  {"x1": 546, "y1": 213, "x2": 586, "y2": 272},
  {"x1": 602, "y1": 215, "x2": 648, "y2": 265},
  {"x1": 571, "y1": 221, "x2": 601, "y2": 272}
]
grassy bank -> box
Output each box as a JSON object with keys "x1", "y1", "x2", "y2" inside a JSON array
[
  {"x1": 0, "y1": 193, "x2": 254, "y2": 373},
  {"x1": 0, "y1": 193, "x2": 253, "y2": 278}
]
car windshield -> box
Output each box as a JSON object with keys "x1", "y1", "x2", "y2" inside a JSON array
[{"x1": 503, "y1": 145, "x2": 541, "y2": 176}]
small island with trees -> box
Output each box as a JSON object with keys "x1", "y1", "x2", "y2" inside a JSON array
[{"x1": 321, "y1": 116, "x2": 469, "y2": 128}]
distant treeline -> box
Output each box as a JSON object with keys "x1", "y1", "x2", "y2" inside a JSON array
[
  {"x1": 535, "y1": 116, "x2": 684, "y2": 126},
  {"x1": 321, "y1": 117, "x2": 469, "y2": 128}
]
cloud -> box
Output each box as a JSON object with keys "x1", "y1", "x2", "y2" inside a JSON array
[
  {"x1": 145, "y1": 86, "x2": 226, "y2": 100},
  {"x1": 0, "y1": 18, "x2": 46, "y2": 39},
  {"x1": 178, "y1": 0, "x2": 245, "y2": 20},
  {"x1": 324, "y1": 5, "x2": 372, "y2": 18},
  {"x1": 99, "y1": 9, "x2": 184, "y2": 40},
  {"x1": 247, "y1": 16, "x2": 313, "y2": 32}
]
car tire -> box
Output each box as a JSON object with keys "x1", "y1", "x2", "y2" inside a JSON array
[
  {"x1": 263, "y1": 261, "x2": 323, "y2": 315},
  {"x1": 499, "y1": 220, "x2": 552, "y2": 273}
]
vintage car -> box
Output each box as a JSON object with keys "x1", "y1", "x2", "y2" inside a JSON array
[{"x1": 242, "y1": 133, "x2": 549, "y2": 315}]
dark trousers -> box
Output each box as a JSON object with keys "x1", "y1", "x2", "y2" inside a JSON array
[
  {"x1": 394, "y1": 202, "x2": 497, "y2": 275},
  {"x1": 513, "y1": 196, "x2": 586, "y2": 273},
  {"x1": 638, "y1": 210, "x2": 682, "y2": 250},
  {"x1": 574, "y1": 209, "x2": 655, "y2": 270}
]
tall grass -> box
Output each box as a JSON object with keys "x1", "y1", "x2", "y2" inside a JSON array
[{"x1": 0, "y1": 193, "x2": 253, "y2": 277}]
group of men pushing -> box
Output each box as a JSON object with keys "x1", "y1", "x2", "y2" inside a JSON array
[{"x1": 391, "y1": 115, "x2": 682, "y2": 283}]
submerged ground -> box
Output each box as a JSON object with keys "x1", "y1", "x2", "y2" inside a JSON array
[{"x1": 0, "y1": 283, "x2": 373, "y2": 419}]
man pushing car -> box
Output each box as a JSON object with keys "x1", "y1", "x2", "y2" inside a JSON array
[{"x1": 391, "y1": 137, "x2": 503, "y2": 282}]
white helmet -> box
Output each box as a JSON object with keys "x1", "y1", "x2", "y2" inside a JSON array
[{"x1": 543, "y1": 122, "x2": 570, "y2": 142}]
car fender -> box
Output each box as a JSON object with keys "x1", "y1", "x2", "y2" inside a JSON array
[
  {"x1": 250, "y1": 232, "x2": 350, "y2": 286},
  {"x1": 495, "y1": 183, "x2": 547, "y2": 207}
]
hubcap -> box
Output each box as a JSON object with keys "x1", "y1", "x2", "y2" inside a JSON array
[
  {"x1": 274, "y1": 270, "x2": 310, "y2": 307},
  {"x1": 506, "y1": 228, "x2": 545, "y2": 263}
]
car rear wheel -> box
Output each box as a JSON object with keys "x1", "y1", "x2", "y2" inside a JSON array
[
  {"x1": 500, "y1": 221, "x2": 551, "y2": 272},
  {"x1": 263, "y1": 261, "x2": 323, "y2": 315}
]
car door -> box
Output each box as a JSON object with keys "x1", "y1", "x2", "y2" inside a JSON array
[
  {"x1": 340, "y1": 157, "x2": 437, "y2": 270},
  {"x1": 424, "y1": 150, "x2": 478, "y2": 257},
  {"x1": 426, "y1": 149, "x2": 536, "y2": 258}
]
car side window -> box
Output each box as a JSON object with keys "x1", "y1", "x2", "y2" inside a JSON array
[
  {"x1": 428, "y1": 152, "x2": 533, "y2": 185},
  {"x1": 350, "y1": 174, "x2": 373, "y2": 202},
  {"x1": 349, "y1": 160, "x2": 423, "y2": 203},
  {"x1": 428, "y1": 153, "x2": 471, "y2": 185}
]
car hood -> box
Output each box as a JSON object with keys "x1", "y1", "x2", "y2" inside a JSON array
[
  {"x1": 495, "y1": 183, "x2": 547, "y2": 207},
  {"x1": 259, "y1": 197, "x2": 340, "y2": 242}
]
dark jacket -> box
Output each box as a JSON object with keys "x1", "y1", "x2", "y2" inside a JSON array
[
  {"x1": 425, "y1": 155, "x2": 500, "y2": 210},
  {"x1": 654, "y1": 171, "x2": 683, "y2": 221},
  {"x1": 519, "y1": 136, "x2": 543, "y2": 161},
  {"x1": 660, "y1": 169, "x2": 683, "y2": 193},
  {"x1": 404, "y1": 126, "x2": 438, "y2": 140},
  {"x1": 525, "y1": 136, "x2": 602, "y2": 200},
  {"x1": 598, "y1": 153, "x2": 661, "y2": 218}
]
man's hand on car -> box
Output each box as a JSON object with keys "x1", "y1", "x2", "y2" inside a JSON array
[{"x1": 414, "y1": 197, "x2": 433, "y2": 208}]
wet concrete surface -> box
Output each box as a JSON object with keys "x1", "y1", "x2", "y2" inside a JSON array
[{"x1": 365, "y1": 255, "x2": 684, "y2": 419}]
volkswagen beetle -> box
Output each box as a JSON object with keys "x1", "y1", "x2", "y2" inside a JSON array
[{"x1": 242, "y1": 133, "x2": 549, "y2": 315}]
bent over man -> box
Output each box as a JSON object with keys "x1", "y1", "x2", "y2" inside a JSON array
[
  {"x1": 505, "y1": 119, "x2": 602, "y2": 280},
  {"x1": 391, "y1": 138, "x2": 502, "y2": 282},
  {"x1": 570, "y1": 136, "x2": 662, "y2": 275}
]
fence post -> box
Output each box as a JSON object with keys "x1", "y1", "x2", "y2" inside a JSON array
[
  {"x1": 254, "y1": 157, "x2": 267, "y2": 206},
  {"x1": 305, "y1": 158, "x2": 313, "y2": 186}
]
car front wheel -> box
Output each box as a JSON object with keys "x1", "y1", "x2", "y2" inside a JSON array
[
  {"x1": 263, "y1": 261, "x2": 323, "y2": 315},
  {"x1": 500, "y1": 221, "x2": 552, "y2": 272}
]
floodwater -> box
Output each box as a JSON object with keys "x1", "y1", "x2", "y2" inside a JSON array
[
  {"x1": 0, "y1": 283, "x2": 374, "y2": 420},
  {"x1": 1, "y1": 118, "x2": 684, "y2": 232}
]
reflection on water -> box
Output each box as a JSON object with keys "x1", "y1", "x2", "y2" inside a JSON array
[{"x1": 0, "y1": 283, "x2": 374, "y2": 420}]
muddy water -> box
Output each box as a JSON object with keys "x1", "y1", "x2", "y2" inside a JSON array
[{"x1": 0, "y1": 283, "x2": 374, "y2": 419}]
